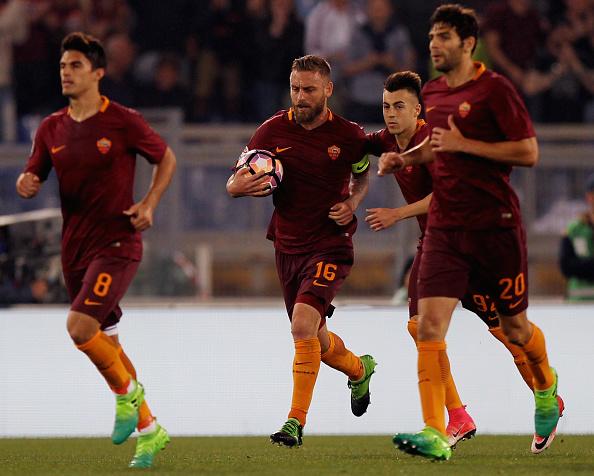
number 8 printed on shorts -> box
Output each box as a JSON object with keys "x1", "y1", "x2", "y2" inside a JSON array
[{"x1": 93, "y1": 272, "x2": 113, "y2": 297}]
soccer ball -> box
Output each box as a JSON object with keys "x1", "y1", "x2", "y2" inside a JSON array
[{"x1": 235, "y1": 149, "x2": 284, "y2": 193}]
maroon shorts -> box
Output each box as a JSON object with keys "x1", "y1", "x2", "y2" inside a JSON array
[
  {"x1": 64, "y1": 255, "x2": 140, "y2": 331},
  {"x1": 418, "y1": 226, "x2": 528, "y2": 316},
  {"x1": 275, "y1": 246, "x2": 354, "y2": 323}
]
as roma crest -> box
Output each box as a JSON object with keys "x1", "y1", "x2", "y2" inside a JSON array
[
  {"x1": 327, "y1": 145, "x2": 341, "y2": 160},
  {"x1": 458, "y1": 101, "x2": 471, "y2": 118},
  {"x1": 96, "y1": 137, "x2": 112, "y2": 154}
]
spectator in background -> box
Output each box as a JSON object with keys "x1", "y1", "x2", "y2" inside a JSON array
[
  {"x1": 304, "y1": 0, "x2": 363, "y2": 113},
  {"x1": 13, "y1": 0, "x2": 68, "y2": 139},
  {"x1": 557, "y1": 26, "x2": 594, "y2": 121},
  {"x1": 100, "y1": 32, "x2": 138, "y2": 105},
  {"x1": 191, "y1": 0, "x2": 244, "y2": 121},
  {"x1": 137, "y1": 54, "x2": 191, "y2": 118},
  {"x1": 81, "y1": 0, "x2": 133, "y2": 41},
  {"x1": 483, "y1": 0, "x2": 563, "y2": 122},
  {"x1": 548, "y1": 0, "x2": 594, "y2": 122},
  {"x1": 343, "y1": 0, "x2": 415, "y2": 123},
  {"x1": 245, "y1": 0, "x2": 303, "y2": 121},
  {"x1": 0, "y1": 0, "x2": 28, "y2": 142},
  {"x1": 559, "y1": 174, "x2": 594, "y2": 301}
]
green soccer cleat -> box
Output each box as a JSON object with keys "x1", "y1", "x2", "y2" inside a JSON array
[
  {"x1": 532, "y1": 368, "x2": 561, "y2": 453},
  {"x1": 348, "y1": 355, "x2": 377, "y2": 417},
  {"x1": 270, "y1": 418, "x2": 303, "y2": 447},
  {"x1": 111, "y1": 380, "x2": 145, "y2": 445},
  {"x1": 129, "y1": 423, "x2": 170, "y2": 468},
  {"x1": 393, "y1": 426, "x2": 452, "y2": 461}
]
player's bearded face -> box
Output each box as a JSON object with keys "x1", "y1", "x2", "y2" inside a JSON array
[
  {"x1": 429, "y1": 24, "x2": 466, "y2": 73},
  {"x1": 290, "y1": 71, "x2": 331, "y2": 125}
]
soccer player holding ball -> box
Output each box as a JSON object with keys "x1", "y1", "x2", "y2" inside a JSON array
[
  {"x1": 227, "y1": 55, "x2": 376, "y2": 447},
  {"x1": 16, "y1": 32, "x2": 176, "y2": 468},
  {"x1": 379, "y1": 5, "x2": 562, "y2": 460}
]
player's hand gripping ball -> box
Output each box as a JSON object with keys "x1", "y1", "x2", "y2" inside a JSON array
[{"x1": 235, "y1": 149, "x2": 284, "y2": 194}]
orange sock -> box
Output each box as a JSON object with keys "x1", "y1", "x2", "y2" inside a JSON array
[
  {"x1": 321, "y1": 332, "x2": 363, "y2": 381},
  {"x1": 118, "y1": 346, "x2": 155, "y2": 429},
  {"x1": 417, "y1": 341, "x2": 448, "y2": 434},
  {"x1": 521, "y1": 324, "x2": 554, "y2": 390},
  {"x1": 76, "y1": 331, "x2": 130, "y2": 393},
  {"x1": 409, "y1": 320, "x2": 463, "y2": 411},
  {"x1": 288, "y1": 338, "x2": 321, "y2": 426},
  {"x1": 489, "y1": 326, "x2": 534, "y2": 391},
  {"x1": 407, "y1": 319, "x2": 418, "y2": 342}
]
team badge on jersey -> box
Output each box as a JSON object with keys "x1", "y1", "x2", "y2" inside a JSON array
[
  {"x1": 327, "y1": 145, "x2": 341, "y2": 160},
  {"x1": 458, "y1": 101, "x2": 471, "y2": 118},
  {"x1": 96, "y1": 137, "x2": 112, "y2": 154}
]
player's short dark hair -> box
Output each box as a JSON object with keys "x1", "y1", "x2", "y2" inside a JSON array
[
  {"x1": 384, "y1": 71, "x2": 421, "y2": 99},
  {"x1": 291, "y1": 55, "x2": 332, "y2": 78},
  {"x1": 430, "y1": 4, "x2": 479, "y2": 53},
  {"x1": 61, "y1": 32, "x2": 106, "y2": 70}
]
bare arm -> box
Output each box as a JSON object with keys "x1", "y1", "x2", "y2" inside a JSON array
[
  {"x1": 377, "y1": 135, "x2": 433, "y2": 175},
  {"x1": 123, "y1": 146, "x2": 177, "y2": 231},
  {"x1": 329, "y1": 171, "x2": 370, "y2": 226},
  {"x1": 431, "y1": 115, "x2": 538, "y2": 167},
  {"x1": 366, "y1": 193, "x2": 432, "y2": 231}
]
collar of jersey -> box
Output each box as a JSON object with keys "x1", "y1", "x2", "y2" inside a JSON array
[{"x1": 67, "y1": 95, "x2": 110, "y2": 117}]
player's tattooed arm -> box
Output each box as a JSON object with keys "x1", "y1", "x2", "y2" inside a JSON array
[
  {"x1": 226, "y1": 167, "x2": 270, "y2": 198},
  {"x1": 329, "y1": 170, "x2": 370, "y2": 226},
  {"x1": 431, "y1": 115, "x2": 538, "y2": 167},
  {"x1": 16, "y1": 172, "x2": 42, "y2": 198},
  {"x1": 124, "y1": 146, "x2": 177, "y2": 231},
  {"x1": 366, "y1": 193, "x2": 432, "y2": 231}
]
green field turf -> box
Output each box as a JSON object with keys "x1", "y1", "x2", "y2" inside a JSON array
[{"x1": 1, "y1": 435, "x2": 593, "y2": 475}]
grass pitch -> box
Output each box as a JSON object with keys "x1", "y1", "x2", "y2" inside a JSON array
[{"x1": 1, "y1": 435, "x2": 593, "y2": 475}]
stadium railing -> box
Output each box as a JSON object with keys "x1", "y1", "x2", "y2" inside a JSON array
[{"x1": 1, "y1": 110, "x2": 593, "y2": 299}]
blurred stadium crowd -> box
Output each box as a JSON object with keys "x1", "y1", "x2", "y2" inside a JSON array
[{"x1": 1, "y1": 0, "x2": 594, "y2": 143}]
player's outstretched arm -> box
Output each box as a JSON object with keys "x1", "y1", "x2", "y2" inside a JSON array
[
  {"x1": 226, "y1": 167, "x2": 271, "y2": 198},
  {"x1": 329, "y1": 170, "x2": 370, "y2": 226},
  {"x1": 366, "y1": 193, "x2": 432, "y2": 231},
  {"x1": 16, "y1": 172, "x2": 42, "y2": 198},
  {"x1": 124, "y1": 146, "x2": 177, "y2": 232},
  {"x1": 431, "y1": 115, "x2": 538, "y2": 167},
  {"x1": 377, "y1": 136, "x2": 433, "y2": 176}
]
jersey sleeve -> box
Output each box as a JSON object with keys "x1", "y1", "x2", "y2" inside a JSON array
[
  {"x1": 126, "y1": 109, "x2": 168, "y2": 164},
  {"x1": 489, "y1": 76, "x2": 535, "y2": 141},
  {"x1": 24, "y1": 119, "x2": 53, "y2": 181},
  {"x1": 366, "y1": 130, "x2": 386, "y2": 157},
  {"x1": 246, "y1": 121, "x2": 276, "y2": 151}
]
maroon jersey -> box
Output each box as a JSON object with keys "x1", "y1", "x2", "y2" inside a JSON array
[
  {"x1": 367, "y1": 120, "x2": 432, "y2": 232},
  {"x1": 24, "y1": 97, "x2": 167, "y2": 271},
  {"x1": 246, "y1": 109, "x2": 368, "y2": 254},
  {"x1": 422, "y1": 63, "x2": 535, "y2": 230}
]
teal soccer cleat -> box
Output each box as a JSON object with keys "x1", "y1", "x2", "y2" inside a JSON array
[
  {"x1": 129, "y1": 423, "x2": 170, "y2": 468},
  {"x1": 112, "y1": 380, "x2": 144, "y2": 445},
  {"x1": 393, "y1": 426, "x2": 452, "y2": 461}
]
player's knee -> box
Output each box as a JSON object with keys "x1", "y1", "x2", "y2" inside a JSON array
[
  {"x1": 66, "y1": 311, "x2": 100, "y2": 345},
  {"x1": 502, "y1": 326, "x2": 530, "y2": 346}
]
